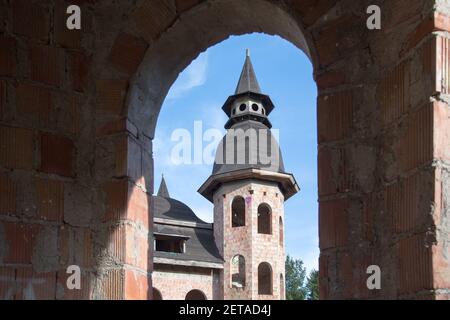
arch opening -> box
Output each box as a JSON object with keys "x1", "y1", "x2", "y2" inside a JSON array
[
  {"x1": 185, "y1": 289, "x2": 207, "y2": 300},
  {"x1": 279, "y1": 217, "x2": 284, "y2": 245},
  {"x1": 231, "y1": 255, "x2": 246, "y2": 288},
  {"x1": 257, "y1": 203, "x2": 272, "y2": 235},
  {"x1": 153, "y1": 288, "x2": 162, "y2": 300},
  {"x1": 258, "y1": 262, "x2": 273, "y2": 295},
  {"x1": 125, "y1": 0, "x2": 314, "y2": 138},
  {"x1": 232, "y1": 196, "x2": 246, "y2": 227}
]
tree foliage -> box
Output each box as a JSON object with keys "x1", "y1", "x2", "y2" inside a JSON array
[
  {"x1": 285, "y1": 255, "x2": 319, "y2": 300},
  {"x1": 305, "y1": 269, "x2": 319, "y2": 300}
]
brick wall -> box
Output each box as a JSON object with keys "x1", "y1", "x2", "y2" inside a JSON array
[
  {"x1": 214, "y1": 180, "x2": 285, "y2": 300},
  {"x1": 0, "y1": 0, "x2": 448, "y2": 300},
  {"x1": 152, "y1": 264, "x2": 215, "y2": 300}
]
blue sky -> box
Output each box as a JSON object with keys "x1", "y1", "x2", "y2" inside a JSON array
[{"x1": 153, "y1": 33, "x2": 318, "y2": 272}]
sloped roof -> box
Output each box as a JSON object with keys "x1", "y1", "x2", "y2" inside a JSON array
[{"x1": 153, "y1": 223, "x2": 223, "y2": 265}]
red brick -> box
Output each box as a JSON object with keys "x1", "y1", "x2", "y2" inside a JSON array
[
  {"x1": 70, "y1": 52, "x2": 90, "y2": 92},
  {"x1": 3, "y1": 222, "x2": 40, "y2": 264},
  {"x1": 339, "y1": 252, "x2": 353, "y2": 298},
  {"x1": 0, "y1": 267, "x2": 16, "y2": 299},
  {"x1": 432, "y1": 242, "x2": 450, "y2": 290},
  {"x1": 13, "y1": 0, "x2": 50, "y2": 40},
  {"x1": 39, "y1": 133, "x2": 75, "y2": 177},
  {"x1": 36, "y1": 178, "x2": 64, "y2": 222},
  {"x1": 318, "y1": 147, "x2": 349, "y2": 196},
  {"x1": 102, "y1": 269, "x2": 124, "y2": 300},
  {"x1": 128, "y1": 185, "x2": 149, "y2": 227},
  {"x1": 30, "y1": 45, "x2": 62, "y2": 87},
  {"x1": 109, "y1": 33, "x2": 148, "y2": 75},
  {"x1": 96, "y1": 80, "x2": 128, "y2": 115},
  {"x1": 59, "y1": 227, "x2": 93, "y2": 268},
  {"x1": 361, "y1": 194, "x2": 375, "y2": 242},
  {"x1": 290, "y1": 0, "x2": 336, "y2": 27},
  {"x1": 385, "y1": 173, "x2": 426, "y2": 234},
  {"x1": 109, "y1": 224, "x2": 126, "y2": 262},
  {"x1": 377, "y1": 61, "x2": 410, "y2": 125},
  {"x1": 317, "y1": 91, "x2": 353, "y2": 143},
  {"x1": 0, "y1": 35, "x2": 16, "y2": 76},
  {"x1": 434, "y1": 101, "x2": 450, "y2": 162},
  {"x1": 383, "y1": 0, "x2": 423, "y2": 32},
  {"x1": 0, "y1": 80, "x2": 6, "y2": 119},
  {"x1": 96, "y1": 118, "x2": 138, "y2": 137},
  {"x1": 316, "y1": 70, "x2": 346, "y2": 89},
  {"x1": 319, "y1": 199, "x2": 349, "y2": 249},
  {"x1": 0, "y1": 126, "x2": 34, "y2": 170},
  {"x1": 403, "y1": 12, "x2": 450, "y2": 54},
  {"x1": 15, "y1": 83, "x2": 53, "y2": 126},
  {"x1": 0, "y1": 173, "x2": 16, "y2": 216},
  {"x1": 176, "y1": 0, "x2": 202, "y2": 13},
  {"x1": 103, "y1": 180, "x2": 128, "y2": 222},
  {"x1": 15, "y1": 267, "x2": 56, "y2": 300},
  {"x1": 124, "y1": 269, "x2": 149, "y2": 300},
  {"x1": 134, "y1": 0, "x2": 177, "y2": 40},
  {"x1": 118, "y1": 136, "x2": 142, "y2": 182},
  {"x1": 397, "y1": 234, "x2": 433, "y2": 295},
  {"x1": 125, "y1": 224, "x2": 149, "y2": 270},
  {"x1": 318, "y1": 254, "x2": 329, "y2": 299},
  {"x1": 396, "y1": 104, "x2": 433, "y2": 172}
]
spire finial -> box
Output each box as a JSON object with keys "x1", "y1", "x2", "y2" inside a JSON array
[
  {"x1": 157, "y1": 174, "x2": 170, "y2": 198},
  {"x1": 234, "y1": 50, "x2": 261, "y2": 95}
]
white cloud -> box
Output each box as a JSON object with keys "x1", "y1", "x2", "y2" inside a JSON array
[{"x1": 167, "y1": 52, "x2": 209, "y2": 99}]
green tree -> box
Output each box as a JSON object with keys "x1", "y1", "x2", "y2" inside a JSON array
[
  {"x1": 305, "y1": 269, "x2": 319, "y2": 300},
  {"x1": 285, "y1": 255, "x2": 307, "y2": 300}
]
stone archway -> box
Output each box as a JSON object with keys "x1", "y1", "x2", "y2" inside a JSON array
[{"x1": 0, "y1": 0, "x2": 449, "y2": 300}]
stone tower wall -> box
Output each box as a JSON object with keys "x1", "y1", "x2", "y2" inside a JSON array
[{"x1": 213, "y1": 180, "x2": 285, "y2": 300}]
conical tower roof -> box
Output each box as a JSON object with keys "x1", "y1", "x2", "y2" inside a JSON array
[
  {"x1": 157, "y1": 175, "x2": 170, "y2": 198},
  {"x1": 234, "y1": 49, "x2": 261, "y2": 94}
]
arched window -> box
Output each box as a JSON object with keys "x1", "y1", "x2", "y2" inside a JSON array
[
  {"x1": 257, "y1": 203, "x2": 271, "y2": 234},
  {"x1": 258, "y1": 262, "x2": 273, "y2": 295},
  {"x1": 279, "y1": 217, "x2": 283, "y2": 245},
  {"x1": 153, "y1": 287, "x2": 162, "y2": 300},
  {"x1": 185, "y1": 289, "x2": 207, "y2": 300},
  {"x1": 231, "y1": 255, "x2": 245, "y2": 288},
  {"x1": 232, "y1": 196, "x2": 245, "y2": 227},
  {"x1": 280, "y1": 274, "x2": 285, "y2": 299}
]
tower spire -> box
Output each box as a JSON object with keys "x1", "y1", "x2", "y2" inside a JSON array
[
  {"x1": 157, "y1": 174, "x2": 170, "y2": 198},
  {"x1": 234, "y1": 50, "x2": 261, "y2": 94}
]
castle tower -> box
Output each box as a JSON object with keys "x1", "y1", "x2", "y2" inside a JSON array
[{"x1": 198, "y1": 51, "x2": 299, "y2": 300}]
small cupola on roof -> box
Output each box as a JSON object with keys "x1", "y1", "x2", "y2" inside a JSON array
[{"x1": 222, "y1": 49, "x2": 275, "y2": 129}]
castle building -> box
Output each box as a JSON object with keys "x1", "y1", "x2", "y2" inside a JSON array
[{"x1": 152, "y1": 52, "x2": 299, "y2": 300}]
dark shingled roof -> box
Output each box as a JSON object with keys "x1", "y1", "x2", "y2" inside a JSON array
[
  {"x1": 234, "y1": 52, "x2": 261, "y2": 95},
  {"x1": 153, "y1": 195, "x2": 206, "y2": 224},
  {"x1": 212, "y1": 120, "x2": 285, "y2": 175},
  {"x1": 153, "y1": 223, "x2": 223, "y2": 264}
]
